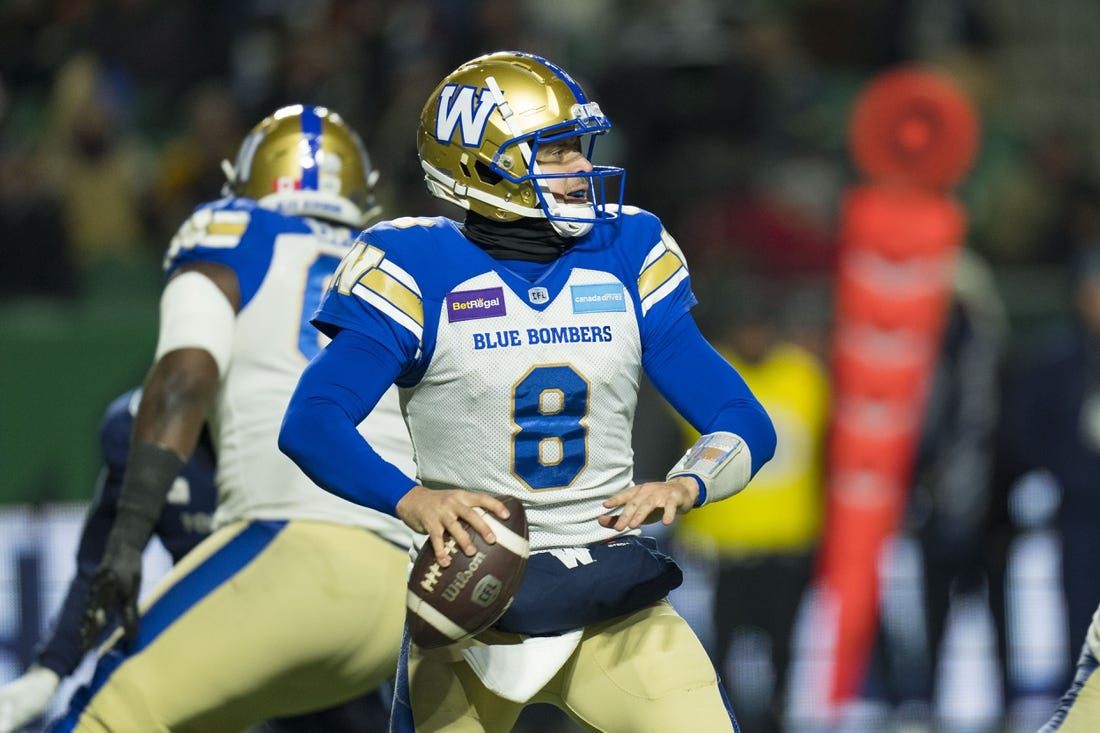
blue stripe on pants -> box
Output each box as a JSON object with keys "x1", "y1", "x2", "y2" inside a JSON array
[{"x1": 50, "y1": 520, "x2": 287, "y2": 732}]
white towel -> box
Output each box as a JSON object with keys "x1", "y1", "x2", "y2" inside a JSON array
[{"x1": 460, "y1": 630, "x2": 584, "y2": 703}]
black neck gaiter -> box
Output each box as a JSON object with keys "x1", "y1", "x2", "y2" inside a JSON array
[{"x1": 463, "y1": 211, "x2": 574, "y2": 263}]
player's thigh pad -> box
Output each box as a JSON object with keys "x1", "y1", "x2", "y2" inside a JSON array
[
  {"x1": 557, "y1": 600, "x2": 736, "y2": 733},
  {"x1": 61, "y1": 520, "x2": 409, "y2": 733},
  {"x1": 404, "y1": 640, "x2": 526, "y2": 733}
]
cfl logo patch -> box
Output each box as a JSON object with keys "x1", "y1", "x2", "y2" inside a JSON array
[{"x1": 472, "y1": 575, "x2": 503, "y2": 608}]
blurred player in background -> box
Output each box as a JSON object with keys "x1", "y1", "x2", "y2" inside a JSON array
[
  {"x1": 883, "y1": 249, "x2": 1009, "y2": 726},
  {"x1": 279, "y1": 51, "x2": 776, "y2": 732},
  {"x1": 0, "y1": 385, "x2": 394, "y2": 732},
  {"x1": 51, "y1": 105, "x2": 415, "y2": 732},
  {"x1": 998, "y1": 246, "x2": 1100, "y2": 697},
  {"x1": 0, "y1": 388, "x2": 215, "y2": 733},
  {"x1": 671, "y1": 282, "x2": 829, "y2": 733}
]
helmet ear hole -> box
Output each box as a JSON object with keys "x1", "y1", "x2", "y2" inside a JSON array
[{"x1": 474, "y1": 160, "x2": 503, "y2": 185}]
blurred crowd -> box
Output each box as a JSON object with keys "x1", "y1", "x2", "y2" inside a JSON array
[
  {"x1": 5, "y1": 0, "x2": 1100, "y2": 730},
  {"x1": 2, "y1": 0, "x2": 1099, "y2": 316}
]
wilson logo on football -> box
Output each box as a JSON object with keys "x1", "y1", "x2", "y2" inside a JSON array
[{"x1": 441, "y1": 551, "x2": 486, "y2": 601}]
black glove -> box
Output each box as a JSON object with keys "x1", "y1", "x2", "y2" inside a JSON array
[
  {"x1": 79, "y1": 442, "x2": 184, "y2": 651},
  {"x1": 80, "y1": 529, "x2": 145, "y2": 650}
]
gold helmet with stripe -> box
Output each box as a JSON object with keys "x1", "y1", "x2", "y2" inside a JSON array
[
  {"x1": 417, "y1": 51, "x2": 623, "y2": 237},
  {"x1": 221, "y1": 105, "x2": 380, "y2": 227}
]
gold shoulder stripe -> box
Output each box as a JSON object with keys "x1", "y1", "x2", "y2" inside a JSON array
[
  {"x1": 206, "y1": 221, "x2": 248, "y2": 237},
  {"x1": 362, "y1": 268, "x2": 424, "y2": 327},
  {"x1": 638, "y1": 250, "x2": 684, "y2": 300}
]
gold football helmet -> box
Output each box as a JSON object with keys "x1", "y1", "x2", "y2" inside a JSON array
[
  {"x1": 417, "y1": 51, "x2": 623, "y2": 237},
  {"x1": 221, "y1": 105, "x2": 380, "y2": 227}
]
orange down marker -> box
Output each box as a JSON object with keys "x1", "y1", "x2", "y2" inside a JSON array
[{"x1": 815, "y1": 66, "x2": 980, "y2": 706}]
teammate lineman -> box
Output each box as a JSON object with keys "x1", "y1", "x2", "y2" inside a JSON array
[
  {"x1": 279, "y1": 51, "x2": 776, "y2": 732},
  {"x1": 0, "y1": 386, "x2": 393, "y2": 732},
  {"x1": 52, "y1": 105, "x2": 415, "y2": 732}
]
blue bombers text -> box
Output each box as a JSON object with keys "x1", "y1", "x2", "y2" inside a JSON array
[{"x1": 472, "y1": 325, "x2": 614, "y2": 350}]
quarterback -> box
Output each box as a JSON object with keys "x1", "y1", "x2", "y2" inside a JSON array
[
  {"x1": 280, "y1": 52, "x2": 776, "y2": 732},
  {"x1": 52, "y1": 106, "x2": 415, "y2": 732}
]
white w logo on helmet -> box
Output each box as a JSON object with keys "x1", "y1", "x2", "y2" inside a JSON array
[{"x1": 435, "y1": 85, "x2": 497, "y2": 147}]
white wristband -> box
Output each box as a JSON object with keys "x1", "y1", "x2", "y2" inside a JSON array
[
  {"x1": 666, "y1": 431, "x2": 752, "y2": 506},
  {"x1": 154, "y1": 271, "x2": 236, "y2": 376}
]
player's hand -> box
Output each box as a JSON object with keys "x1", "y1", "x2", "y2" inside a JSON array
[
  {"x1": 0, "y1": 665, "x2": 60, "y2": 733},
  {"x1": 598, "y1": 477, "x2": 700, "y2": 532},
  {"x1": 80, "y1": 537, "x2": 144, "y2": 651},
  {"x1": 396, "y1": 485, "x2": 511, "y2": 568}
]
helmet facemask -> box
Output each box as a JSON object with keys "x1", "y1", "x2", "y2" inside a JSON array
[{"x1": 493, "y1": 99, "x2": 624, "y2": 238}]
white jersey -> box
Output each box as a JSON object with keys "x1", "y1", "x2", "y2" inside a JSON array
[
  {"x1": 164, "y1": 198, "x2": 414, "y2": 548},
  {"x1": 315, "y1": 208, "x2": 695, "y2": 550},
  {"x1": 398, "y1": 264, "x2": 640, "y2": 550}
]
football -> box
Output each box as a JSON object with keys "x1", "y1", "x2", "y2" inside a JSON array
[{"x1": 406, "y1": 495, "x2": 529, "y2": 649}]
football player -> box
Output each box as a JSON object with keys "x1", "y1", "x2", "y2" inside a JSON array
[
  {"x1": 1040, "y1": 600, "x2": 1100, "y2": 731},
  {"x1": 0, "y1": 388, "x2": 215, "y2": 733},
  {"x1": 279, "y1": 51, "x2": 777, "y2": 732},
  {"x1": 0, "y1": 387, "x2": 392, "y2": 732},
  {"x1": 51, "y1": 105, "x2": 416, "y2": 732}
]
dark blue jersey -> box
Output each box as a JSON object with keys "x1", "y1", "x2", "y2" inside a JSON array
[{"x1": 34, "y1": 388, "x2": 217, "y2": 677}]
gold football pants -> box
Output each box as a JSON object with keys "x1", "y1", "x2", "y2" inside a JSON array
[
  {"x1": 403, "y1": 599, "x2": 738, "y2": 733},
  {"x1": 55, "y1": 519, "x2": 408, "y2": 732}
]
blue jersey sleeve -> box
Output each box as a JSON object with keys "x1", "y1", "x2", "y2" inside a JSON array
[
  {"x1": 164, "y1": 200, "x2": 308, "y2": 310},
  {"x1": 35, "y1": 391, "x2": 219, "y2": 676},
  {"x1": 310, "y1": 229, "x2": 433, "y2": 387},
  {"x1": 34, "y1": 391, "x2": 136, "y2": 676},
  {"x1": 638, "y1": 269, "x2": 696, "y2": 347},
  {"x1": 280, "y1": 328, "x2": 418, "y2": 515},
  {"x1": 643, "y1": 312, "x2": 776, "y2": 477},
  {"x1": 35, "y1": 476, "x2": 117, "y2": 677},
  {"x1": 612, "y1": 210, "x2": 698, "y2": 344}
]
